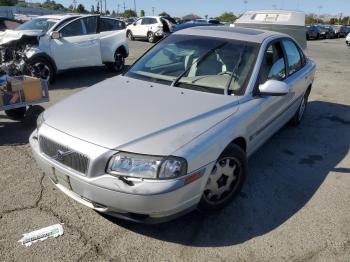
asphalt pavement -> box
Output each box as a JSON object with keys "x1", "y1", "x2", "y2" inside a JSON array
[{"x1": 0, "y1": 39, "x2": 349, "y2": 262}]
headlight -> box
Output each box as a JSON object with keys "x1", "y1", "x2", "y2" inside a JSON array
[
  {"x1": 107, "y1": 152, "x2": 187, "y2": 179},
  {"x1": 36, "y1": 112, "x2": 45, "y2": 131}
]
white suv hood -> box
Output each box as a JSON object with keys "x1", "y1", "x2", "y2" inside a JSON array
[{"x1": 44, "y1": 76, "x2": 239, "y2": 155}]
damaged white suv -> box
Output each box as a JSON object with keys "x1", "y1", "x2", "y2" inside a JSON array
[{"x1": 0, "y1": 15, "x2": 128, "y2": 82}]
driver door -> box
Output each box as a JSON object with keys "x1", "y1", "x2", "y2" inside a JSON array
[
  {"x1": 249, "y1": 40, "x2": 294, "y2": 152},
  {"x1": 50, "y1": 16, "x2": 102, "y2": 70}
]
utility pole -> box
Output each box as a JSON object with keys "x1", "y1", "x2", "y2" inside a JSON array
[
  {"x1": 152, "y1": 6, "x2": 155, "y2": 16},
  {"x1": 133, "y1": 0, "x2": 136, "y2": 14},
  {"x1": 123, "y1": 2, "x2": 126, "y2": 12},
  {"x1": 117, "y1": 4, "x2": 120, "y2": 16},
  {"x1": 104, "y1": 0, "x2": 107, "y2": 15},
  {"x1": 72, "y1": 0, "x2": 77, "y2": 10},
  {"x1": 317, "y1": 5, "x2": 323, "y2": 23}
]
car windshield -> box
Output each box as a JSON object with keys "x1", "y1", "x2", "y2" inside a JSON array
[
  {"x1": 126, "y1": 35, "x2": 259, "y2": 95},
  {"x1": 16, "y1": 18, "x2": 58, "y2": 33}
]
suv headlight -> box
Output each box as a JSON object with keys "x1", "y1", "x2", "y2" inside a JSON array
[{"x1": 107, "y1": 152, "x2": 187, "y2": 179}]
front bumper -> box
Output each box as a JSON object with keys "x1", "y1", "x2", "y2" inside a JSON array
[{"x1": 29, "y1": 125, "x2": 210, "y2": 223}]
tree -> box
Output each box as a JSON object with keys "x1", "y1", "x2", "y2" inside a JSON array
[
  {"x1": 305, "y1": 15, "x2": 317, "y2": 25},
  {"x1": 76, "y1": 3, "x2": 86, "y2": 13},
  {"x1": 91, "y1": 5, "x2": 95, "y2": 13},
  {"x1": 96, "y1": 1, "x2": 100, "y2": 13},
  {"x1": 140, "y1": 9, "x2": 145, "y2": 17},
  {"x1": 216, "y1": 12, "x2": 237, "y2": 22},
  {"x1": 68, "y1": 4, "x2": 74, "y2": 10},
  {"x1": 0, "y1": 0, "x2": 17, "y2": 6},
  {"x1": 123, "y1": 9, "x2": 137, "y2": 18},
  {"x1": 111, "y1": 10, "x2": 116, "y2": 17},
  {"x1": 106, "y1": 9, "x2": 110, "y2": 15},
  {"x1": 159, "y1": 11, "x2": 170, "y2": 18}
]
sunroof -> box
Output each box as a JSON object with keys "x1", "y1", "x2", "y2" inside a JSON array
[{"x1": 192, "y1": 26, "x2": 263, "y2": 35}]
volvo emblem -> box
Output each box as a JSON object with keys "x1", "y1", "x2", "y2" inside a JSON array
[{"x1": 53, "y1": 150, "x2": 73, "y2": 161}]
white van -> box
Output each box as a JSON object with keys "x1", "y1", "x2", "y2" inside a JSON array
[{"x1": 232, "y1": 10, "x2": 307, "y2": 49}]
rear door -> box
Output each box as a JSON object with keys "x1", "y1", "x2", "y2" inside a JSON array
[{"x1": 50, "y1": 16, "x2": 102, "y2": 70}]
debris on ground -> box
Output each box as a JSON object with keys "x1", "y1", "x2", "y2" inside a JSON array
[{"x1": 18, "y1": 224, "x2": 64, "y2": 247}]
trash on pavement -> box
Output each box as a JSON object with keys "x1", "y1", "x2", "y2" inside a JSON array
[{"x1": 18, "y1": 224, "x2": 64, "y2": 247}]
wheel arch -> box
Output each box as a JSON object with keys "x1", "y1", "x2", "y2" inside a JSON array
[
  {"x1": 28, "y1": 53, "x2": 57, "y2": 74},
  {"x1": 116, "y1": 45, "x2": 128, "y2": 58}
]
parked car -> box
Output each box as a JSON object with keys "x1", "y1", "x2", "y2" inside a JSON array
[
  {"x1": 169, "y1": 21, "x2": 221, "y2": 35},
  {"x1": 0, "y1": 17, "x2": 22, "y2": 32},
  {"x1": 306, "y1": 25, "x2": 322, "y2": 40},
  {"x1": 30, "y1": 26, "x2": 316, "y2": 223},
  {"x1": 126, "y1": 16, "x2": 173, "y2": 43},
  {"x1": 0, "y1": 15, "x2": 128, "y2": 83},
  {"x1": 346, "y1": 33, "x2": 350, "y2": 46},
  {"x1": 125, "y1": 17, "x2": 137, "y2": 26},
  {"x1": 322, "y1": 25, "x2": 337, "y2": 39},
  {"x1": 339, "y1": 25, "x2": 350, "y2": 38}
]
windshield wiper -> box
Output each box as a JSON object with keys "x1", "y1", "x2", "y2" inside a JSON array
[{"x1": 170, "y1": 42, "x2": 227, "y2": 87}]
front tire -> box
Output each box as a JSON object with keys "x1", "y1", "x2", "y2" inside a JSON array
[
  {"x1": 147, "y1": 32, "x2": 156, "y2": 43},
  {"x1": 127, "y1": 31, "x2": 134, "y2": 41},
  {"x1": 28, "y1": 57, "x2": 55, "y2": 84},
  {"x1": 198, "y1": 144, "x2": 247, "y2": 211}
]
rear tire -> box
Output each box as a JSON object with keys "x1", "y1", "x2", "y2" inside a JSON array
[
  {"x1": 198, "y1": 144, "x2": 247, "y2": 212},
  {"x1": 290, "y1": 89, "x2": 310, "y2": 126},
  {"x1": 5, "y1": 107, "x2": 26, "y2": 120},
  {"x1": 106, "y1": 50, "x2": 125, "y2": 73}
]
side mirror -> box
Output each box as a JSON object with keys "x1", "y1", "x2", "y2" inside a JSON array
[
  {"x1": 258, "y1": 80, "x2": 289, "y2": 96},
  {"x1": 133, "y1": 23, "x2": 136, "y2": 26},
  {"x1": 51, "y1": 31, "x2": 61, "y2": 39}
]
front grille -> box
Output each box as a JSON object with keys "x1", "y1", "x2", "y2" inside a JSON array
[{"x1": 39, "y1": 136, "x2": 89, "y2": 175}]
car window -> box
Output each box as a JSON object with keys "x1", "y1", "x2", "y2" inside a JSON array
[
  {"x1": 282, "y1": 40, "x2": 302, "y2": 75},
  {"x1": 136, "y1": 19, "x2": 142, "y2": 25},
  {"x1": 60, "y1": 19, "x2": 84, "y2": 37},
  {"x1": 82, "y1": 16, "x2": 97, "y2": 34},
  {"x1": 141, "y1": 18, "x2": 150, "y2": 25},
  {"x1": 16, "y1": 18, "x2": 58, "y2": 33},
  {"x1": 149, "y1": 18, "x2": 158, "y2": 24},
  {"x1": 100, "y1": 18, "x2": 114, "y2": 31},
  {"x1": 127, "y1": 35, "x2": 258, "y2": 95},
  {"x1": 260, "y1": 42, "x2": 286, "y2": 84}
]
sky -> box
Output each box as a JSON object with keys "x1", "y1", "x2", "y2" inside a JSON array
[{"x1": 59, "y1": 0, "x2": 350, "y2": 17}]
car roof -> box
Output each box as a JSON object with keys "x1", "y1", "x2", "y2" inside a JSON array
[{"x1": 173, "y1": 26, "x2": 286, "y2": 43}]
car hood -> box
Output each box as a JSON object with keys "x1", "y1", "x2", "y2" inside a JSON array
[
  {"x1": 44, "y1": 76, "x2": 239, "y2": 155},
  {"x1": 0, "y1": 29, "x2": 43, "y2": 45}
]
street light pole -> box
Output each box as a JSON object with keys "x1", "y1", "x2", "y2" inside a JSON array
[{"x1": 133, "y1": 0, "x2": 137, "y2": 15}]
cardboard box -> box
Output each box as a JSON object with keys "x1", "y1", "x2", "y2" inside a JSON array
[{"x1": 22, "y1": 76, "x2": 42, "y2": 102}]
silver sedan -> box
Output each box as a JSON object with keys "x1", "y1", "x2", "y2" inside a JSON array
[{"x1": 30, "y1": 27, "x2": 316, "y2": 223}]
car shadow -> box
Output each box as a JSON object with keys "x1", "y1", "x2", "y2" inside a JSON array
[
  {"x1": 49, "y1": 66, "x2": 131, "y2": 90},
  {"x1": 0, "y1": 116, "x2": 33, "y2": 146},
  {"x1": 105, "y1": 100, "x2": 350, "y2": 247}
]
